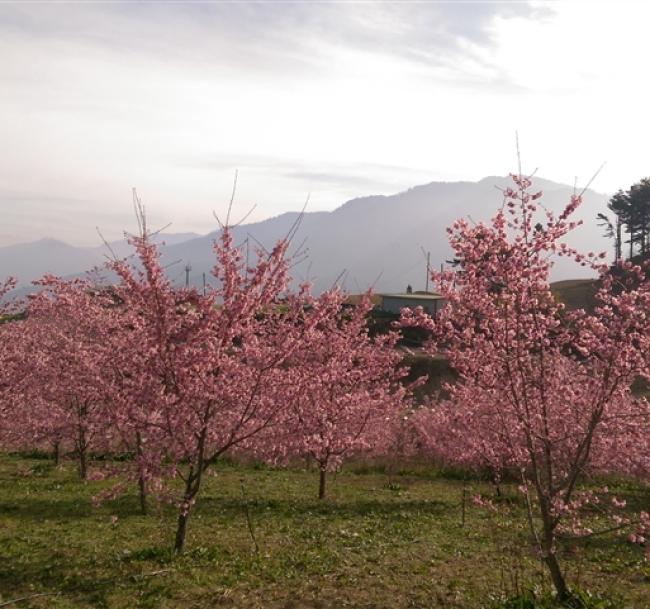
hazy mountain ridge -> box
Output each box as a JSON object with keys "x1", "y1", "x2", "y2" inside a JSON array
[
  {"x1": 0, "y1": 233, "x2": 201, "y2": 285},
  {"x1": 0, "y1": 176, "x2": 611, "y2": 296}
]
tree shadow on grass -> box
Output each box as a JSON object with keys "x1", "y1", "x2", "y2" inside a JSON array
[
  {"x1": 195, "y1": 496, "x2": 453, "y2": 521},
  {"x1": 0, "y1": 560, "x2": 176, "y2": 609},
  {"x1": 0, "y1": 488, "x2": 456, "y2": 527},
  {"x1": 0, "y1": 555, "x2": 112, "y2": 604},
  {"x1": 0, "y1": 497, "x2": 94, "y2": 521},
  {"x1": 0, "y1": 492, "x2": 177, "y2": 523}
]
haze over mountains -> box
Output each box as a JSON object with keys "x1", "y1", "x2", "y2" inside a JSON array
[{"x1": 1, "y1": 176, "x2": 611, "y2": 296}]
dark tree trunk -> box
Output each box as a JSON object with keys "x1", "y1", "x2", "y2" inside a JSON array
[
  {"x1": 541, "y1": 519, "x2": 569, "y2": 600},
  {"x1": 544, "y1": 551, "x2": 568, "y2": 600},
  {"x1": 173, "y1": 424, "x2": 209, "y2": 554},
  {"x1": 77, "y1": 428, "x2": 87, "y2": 480},
  {"x1": 138, "y1": 473, "x2": 148, "y2": 515},
  {"x1": 173, "y1": 462, "x2": 204, "y2": 553},
  {"x1": 75, "y1": 401, "x2": 89, "y2": 480},
  {"x1": 318, "y1": 468, "x2": 327, "y2": 500},
  {"x1": 78, "y1": 446, "x2": 87, "y2": 480},
  {"x1": 53, "y1": 441, "x2": 60, "y2": 467},
  {"x1": 136, "y1": 432, "x2": 147, "y2": 515},
  {"x1": 174, "y1": 508, "x2": 190, "y2": 554},
  {"x1": 174, "y1": 477, "x2": 200, "y2": 554}
]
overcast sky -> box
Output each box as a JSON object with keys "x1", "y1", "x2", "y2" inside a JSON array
[{"x1": 1, "y1": 1, "x2": 649, "y2": 246}]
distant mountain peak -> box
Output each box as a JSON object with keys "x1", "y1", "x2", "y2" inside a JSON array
[{"x1": 0, "y1": 176, "x2": 610, "y2": 294}]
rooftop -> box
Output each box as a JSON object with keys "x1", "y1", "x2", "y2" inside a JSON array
[{"x1": 380, "y1": 292, "x2": 444, "y2": 300}]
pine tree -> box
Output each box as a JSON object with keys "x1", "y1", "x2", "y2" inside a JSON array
[{"x1": 601, "y1": 181, "x2": 650, "y2": 261}]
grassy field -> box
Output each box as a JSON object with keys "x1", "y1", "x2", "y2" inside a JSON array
[{"x1": 1, "y1": 454, "x2": 649, "y2": 609}]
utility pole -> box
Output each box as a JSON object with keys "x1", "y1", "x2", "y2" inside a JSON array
[
  {"x1": 420, "y1": 247, "x2": 431, "y2": 293},
  {"x1": 202, "y1": 272, "x2": 206, "y2": 296},
  {"x1": 184, "y1": 262, "x2": 192, "y2": 288}
]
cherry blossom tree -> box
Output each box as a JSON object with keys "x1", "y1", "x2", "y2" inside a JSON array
[
  {"x1": 0, "y1": 277, "x2": 21, "y2": 453},
  {"x1": 0, "y1": 277, "x2": 15, "y2": 308},
  {"x1": 403, "y1": 174, "x2": 650, "y2": 600},
  {"x1": 268, "y1": 291, "x2": 408, "y2": 499},
  {"x1": 109, "y1": 197, "x2": 331, "y2": 553},
  {"x1": 88, "y1": 287, "x2": 162, "y2": 514},
  {"x1": 0, "y1": 276, "x2": 119, "y2": 476}
]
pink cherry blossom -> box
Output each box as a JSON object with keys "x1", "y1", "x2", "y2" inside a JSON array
[{"x1": 403, "y1": 173, "x2": 650, "y2": 600}]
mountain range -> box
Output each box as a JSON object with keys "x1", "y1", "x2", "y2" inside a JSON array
[{"x1": 0, "y1": 176, "x2": 612, "y2": 297}]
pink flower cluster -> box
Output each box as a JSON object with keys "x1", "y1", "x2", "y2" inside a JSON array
[{"x1": 402, "y1": 173, "x2": 650, "y2": 595}]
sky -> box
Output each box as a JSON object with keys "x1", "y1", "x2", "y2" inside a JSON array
[{"x1": 1, "y1": 0, "x2": 650, "y2": 247}]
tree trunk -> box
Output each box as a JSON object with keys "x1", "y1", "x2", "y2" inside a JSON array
[
  {"x1": 75, "y1": 402, "x2": 88, "y2": 480},
  {"x1": 78, "y1": 446, "x2": 87, "y2": 480},
  {"x1": 53, "y1": 441, "x2": 60, "y2": 467},
  {"x1": 174, "y1": 482, "x2": 199, "y2": 554},
  {"x1": 541, "y1": 525, "x2": 569, "y2": 600},
  {"x1": 136, "y1": 432, "x2": 147, "y2": 515},
  {"x1": 544, "y1": 551, "x2": 568, "y2": 600},
  {"x1": 138, "y1": 473, "x2": 148, "y2": 515},
  {"x1": 318, "y1": 468, "x2": 327, "y2": 500},
  {"x1": 174, "y1": 428, "x2": 208, "y2": 554},
  {"x1": 630, "y1": 233, "x2": 634, "y2": 259},
  {"x1": 174, "y1": 470, "x2": 201, "y2": 554},
  {"x1": 77, "y1": 428, "x2": 87, "y2": 480},
  {"x1": 174, "y1": 508, "x2": 190, "y2": 554}
]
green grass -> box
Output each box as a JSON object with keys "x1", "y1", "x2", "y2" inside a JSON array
[{"x1": 0, "y1": 455, "x2": 648, "y2": 608}]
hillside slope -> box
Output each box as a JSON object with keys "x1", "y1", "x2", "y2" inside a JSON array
[{"x1": 0, "y1": 176, "x2": 611, "y2": 294}]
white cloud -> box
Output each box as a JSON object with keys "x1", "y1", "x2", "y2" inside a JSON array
[{"x1": 0, "y1": 1, "x2": 647, "y2": 246}]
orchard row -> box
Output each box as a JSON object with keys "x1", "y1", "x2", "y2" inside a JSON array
[{"x1": 1, "y1": 177, "x2": 650, "y2": 602}]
